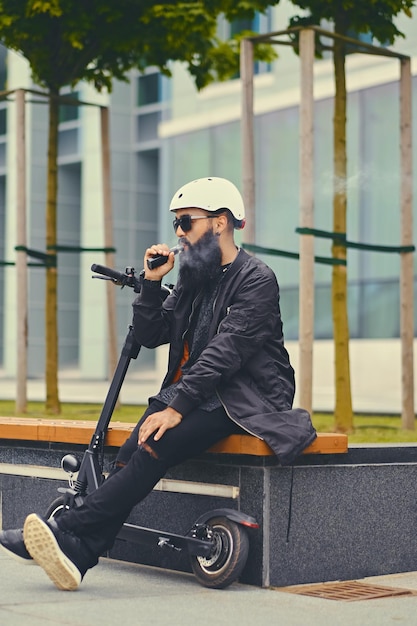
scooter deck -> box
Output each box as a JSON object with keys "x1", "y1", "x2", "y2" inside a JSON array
[{"x1": 116, "y1": 522, "x2": 213, "y2": 557}]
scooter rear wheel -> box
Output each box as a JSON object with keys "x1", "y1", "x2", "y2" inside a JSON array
[
  {"x1": 190, "y1": 516, "x2": 249, "y2": 589},
  {"x1": 44, "y1": 496, "x2": 69, "y2": 520}
]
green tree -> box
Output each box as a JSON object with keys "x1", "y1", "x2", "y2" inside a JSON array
[
  {"x1": 288, "y1": 0, "x2": 414, "y2": 432},
  {"x1": 0, "y1": 0, "x2": 277, "y2": 414}
]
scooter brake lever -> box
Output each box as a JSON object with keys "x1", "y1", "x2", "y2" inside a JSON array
[{"x1": 92, "y1": 275, "x2": 119, "y2": 284}]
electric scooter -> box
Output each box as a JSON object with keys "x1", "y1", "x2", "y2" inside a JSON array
[{"x1": 45, "y1": 263, "x2": 258, "y2": 589}]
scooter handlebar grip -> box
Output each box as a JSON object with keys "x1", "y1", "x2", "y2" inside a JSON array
[{"x1": 91, "y1": 263, "x2": 125, "y2": 282}]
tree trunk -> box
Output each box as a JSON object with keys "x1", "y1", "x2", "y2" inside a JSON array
[
  {"x1": 332, "y1": 31, "x2": 353, "y2": 432},
  {"x1": 45, "y1": 92, "x2": 60, "y2": 414},
  {"x1": 15, "y1": 89, "x2": 28, "y2": 413}
]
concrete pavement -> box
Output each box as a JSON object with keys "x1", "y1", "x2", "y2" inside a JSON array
[
  {"x1": 0, "y1": 373, "x2": 158, "y2": 407},
  {"x1": 1, "y1": 551, "x2": 417, "y2": 626}
]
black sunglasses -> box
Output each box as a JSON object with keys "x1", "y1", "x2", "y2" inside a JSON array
[{"x1": 172, "y1": 214, "x2": 216, "y2": 233}]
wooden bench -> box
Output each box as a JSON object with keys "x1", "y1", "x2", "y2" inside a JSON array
[{"x1": 0, "y1": 417, "x2": 348, "y2": 456}]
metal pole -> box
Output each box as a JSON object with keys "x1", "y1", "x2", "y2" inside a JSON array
[
  {"x1": 241, "y1": 38, "x2": 255, "y2": 244},
  {"x1": 399, "y1": 57, "x2": 414, "y2": 429},
  {"x1": 15, "y1": 89, "x2": 28, "y2": 413},
  {"x1": 298, "y1": 29, "x2": 315, "y2": 415}
]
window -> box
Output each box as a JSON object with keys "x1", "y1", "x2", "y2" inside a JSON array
[
  {"x1": 59, "y1": 92, "x2": 80, "y2": 123},
  {"x1": 225, "y1": 10, "x2": 273, "y2": 77},
  {"x1": 0, "y1": 108, "x2": 6, "y2": 135},
  {"x1": 0, "y1": 46, "x2": 7, "y2": 137},
  {"x1": 230, "y1": 17, "x2": 254, "y2": 37},
  {"x1": 0, "y1": 45, "x2": 7, "y2": 92},
  {"x1": 137, "y1": 73, "x2": 161, "y2": 107},
  {"x1": 345, "y1": 30, "x2": 374, "y2": 54}
]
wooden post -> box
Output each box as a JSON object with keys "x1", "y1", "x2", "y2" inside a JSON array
[
  {"x1": 241, "y1": 38, "x2": 255, "y2": 244},
  {"x1": 15, "y1": 89, "x2": 28, "y2": 413},
  {"x1": 298, "y1": 29, "x2": 315, "y2": 415},
  {"x1": 100, "y1": 106, "x2": 118, "y2": 382},
  {"x1": 399, "y1": 57, "x2": 415, "y2": 429}
]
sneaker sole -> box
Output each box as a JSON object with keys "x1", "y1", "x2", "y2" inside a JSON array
[
  {"x1": 0, "y1": 540, "x2": 36, "y2": 565},
  {"x1": 23, "y1": 514, "x2": 81, "y2": 591}
]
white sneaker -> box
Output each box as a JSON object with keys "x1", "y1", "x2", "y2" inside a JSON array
[{"x1": 23, "y1": 514, "x2": 83, "y2": 591}]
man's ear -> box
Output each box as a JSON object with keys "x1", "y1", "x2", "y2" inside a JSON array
[{"x1": 215, "y1": 213, "x2": 229, "y2": 234}]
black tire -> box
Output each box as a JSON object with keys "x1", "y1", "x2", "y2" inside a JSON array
[
  {"x1": 44, "y1": 496, "x2": 70, "y2": 520},
  {"x1": 190, "y1": 516, "x2": 249, "y2": 589}
]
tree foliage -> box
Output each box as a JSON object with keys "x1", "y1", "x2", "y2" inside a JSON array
[
  {"x1": 0, "y1": 0, "x2": 278, "y2": 92},
  {"x1": 288, "y1": 0, "x2": 414, "y2": 42}
]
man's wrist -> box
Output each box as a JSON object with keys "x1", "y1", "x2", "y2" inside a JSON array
[
  {"x1": 169, "y1": 391, "x2": 196, "y2": 417},
  {"x1": 142, "y1": 277, "x2": 162, "y2": 286},
  {"x1": 166, "y1": 405, "x2": 183, "y2": 420}
]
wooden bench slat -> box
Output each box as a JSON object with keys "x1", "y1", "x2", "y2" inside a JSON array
[
  {"x1": 0, "y1": 417, "x2": 348, "y2": 456},
  {"x1": 208, "y1": 432, "x2": 348, "y2": 455}
]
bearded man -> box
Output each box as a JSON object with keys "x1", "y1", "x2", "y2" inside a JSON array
[{"x1": 0, "y1": 177, "x2": 316, "y2": 590}]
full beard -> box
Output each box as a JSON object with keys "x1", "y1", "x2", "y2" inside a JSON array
[{"x1": 178, "y1": 229, "x2": 222, "y2": 292}]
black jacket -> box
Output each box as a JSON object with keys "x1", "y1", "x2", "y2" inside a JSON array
[{"x1": 132, "y1": 248, "x2": 316, "y2": 465}]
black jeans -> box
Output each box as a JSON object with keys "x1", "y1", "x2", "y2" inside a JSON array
[{"x1": 57, "y1": 400, "x2": 243, "y2": 563}]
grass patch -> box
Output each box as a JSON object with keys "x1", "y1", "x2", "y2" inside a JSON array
[
  {"x1": 0, "y1": 401, "x2": 416, "y2": 444},
  {"x1": 312, "y1": 413, "x2": 417, "y2": 444},
  {"x1": 0, "y1": 400, "x2": 145, "y2": 424}
]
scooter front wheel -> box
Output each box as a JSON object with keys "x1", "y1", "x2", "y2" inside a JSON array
[
  {"x1": 44, "y1": 496, "x2": 70, "y2": 520},
  {"x1": 190, "y1": 516, "x2": 249, "y2": 589}
]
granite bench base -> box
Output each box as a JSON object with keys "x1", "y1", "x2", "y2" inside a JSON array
[{"x1": 1, "y1": 440, "x2": 417, "y2": 588}]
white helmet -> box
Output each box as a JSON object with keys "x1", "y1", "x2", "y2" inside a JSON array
[{"x1": 169, "y1": 177, "x2": 246, "y2": 229}]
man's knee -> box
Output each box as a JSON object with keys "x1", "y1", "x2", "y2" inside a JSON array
[{"x1": 140, "y1": 442, "x2": 159, "y2": 459}]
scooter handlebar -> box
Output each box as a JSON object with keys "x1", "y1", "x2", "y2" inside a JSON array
[
  {"x1": 90, "y1": 263, "x2": 143, "y2": 292},
  {"x1": 91, "y1": 263, "x2": 126, "y2": 283},
  {"x1": 91, "y1": 263, "x2": 172, "y2": 299}
]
